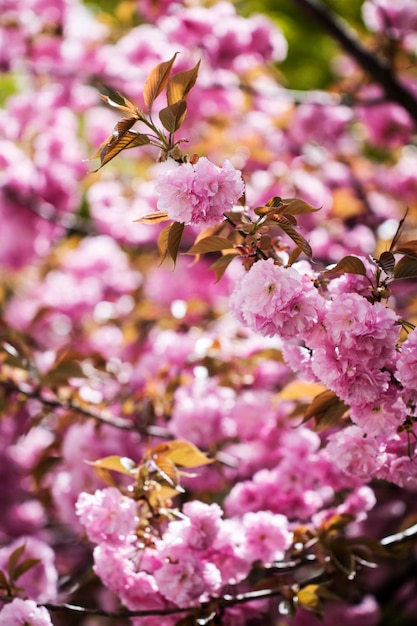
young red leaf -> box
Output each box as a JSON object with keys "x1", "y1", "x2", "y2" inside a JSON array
[
  {"x1": 151, "y1": 440, "x2": 214, "y2": 467},
  {"x1": 0, "y1": 570, "x2": 9, "y2": 592},
  {"x1": 268, "y1": 214, "x2": 313, "y2": 258},
  {"x1": 393, "y1": 240, "x2": 417, "y2": 260},
  {"x1": 210, "y1": 253, "x2": 239, "y2": 282},
  {"x1": 167, "y1": 60, "x2": 201, "y2": 105},
  {"x1": 149, "y1": 454, "x2": 182, "y2": 491},
  {"x1": 393, "y1": 256, "x2": 417, "y2": 280},
  {"x1": 378, "y1": 251, "x2": 396, "y2": 276},
  {"x1": 186, "y1": 236, "x2": 234, "y2": 255},
  {"x1": 167, "y1": 221, "x2": 185, "y2": 264},
  {"x1": 92, "y1": 130, "x2": 150, "y2": 171},
  {"x1": 87, "y1": 456, "x2": 137, "y2": 476},
  {"x1": 302, "y1": 390, "x2": 347, "y2": 429},
  {"x1": 323, "y1": 255, "x2": 367, "y2": 276},
  {"x1": 157, "y1": 221, "x2": 172, "y2": 262},
  {"x1": 7, "y1": 544, "x2": 26, "y2": 577},
  {"x1": 143, "y1": 53, "x2": 179, "y2": 109},
  {"x1": 99, "y1": 92, "x2": 141, "y2": 118},
  {"x1": 136, "y1": 211, "x2": 170, "y2": 224},
  {"x1": 12, "y1": 558, "x2": 42, "y2": 583},
  {"x1": 279, "y1": 198, "x2": 320, "y2": 216},
  {"x1": 389, "y1": 207, "x2": 409, "y2": 251},
  {"x1": 159, "y1": 100, "x2": 187, "y2": 133}
]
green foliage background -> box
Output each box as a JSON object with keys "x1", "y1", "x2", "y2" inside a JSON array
[{"x1": 239, "y1": 0, "x2": 365, "y2": 88}]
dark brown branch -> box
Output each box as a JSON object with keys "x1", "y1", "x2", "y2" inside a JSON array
[
  {"x1": 1, "y1": 379, "x2": 171, "y2": 437},
  {"x1": 288, "y1": 0, "x2": 417, "y2": 125}
]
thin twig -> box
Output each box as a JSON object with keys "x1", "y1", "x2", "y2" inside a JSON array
[
  {"x1": 33, "y1": 521, "x2": 417, "y2": 619},
  {"x1": 1, "y1": 379, "x2": 171, "y2": 437}
]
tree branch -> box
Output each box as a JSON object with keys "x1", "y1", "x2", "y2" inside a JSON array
[
  {"x1": 1, "y1": 379, "x2": 171, "y2": 437},
  {"x1": 32, "y1": 520, "x2": 417, "y2": 619},
  {"x1": 288, "y1": 0, "x2": 417, "y2": 125}
]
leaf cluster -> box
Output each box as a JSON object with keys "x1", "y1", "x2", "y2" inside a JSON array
[
  {"x1": 89, "y1": 440, "x2": 213, "y2": 517},
  {"x1": 92, "y1": 55, "x2": 200, "y2": 170},
  {"x1": 139, "y1": 195, "x2": 320, "y2": 277}
]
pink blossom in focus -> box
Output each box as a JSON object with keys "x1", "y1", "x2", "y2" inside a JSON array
[
  {"x1": 182, "y1": 501, "x2": 223, "y2": 550},
  {"x1": 396, "y1": 328, "x2": 417, "y2": 390},
  {"x1": 230, "y1": 258, "x2": 325, "y2": 340},
  {"x1": 155, "y1": 157, "x2": 244, "y2": 226},
  {"x1": 350, "y1": 391, "x2": 407, "y2": 437},
  {"x1": 76, "y1": 487, "x2": 138, "y2": 545},
  {"x1": 0, "y1": 598, "x2": 53, "y2": 626}
]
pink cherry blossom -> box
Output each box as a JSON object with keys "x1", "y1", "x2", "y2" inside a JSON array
[
  {"x1": 230, "y1": 258, "x2": 325, "y2": 340},
  {"x1": 325, "y1": 426, "x2": 387, "y2": 480},
  {"x1": 154, "y1": 544, "x2": 222, "y2": 606},
  {"x1": 155, "y1": 157, "x2": 244, "y2": 226},
  {"x1": 76, "y1": 487, "x2": 138, "y2": 546},
  {"x1": 0, "y1": 599, "x2": 53, "y2": 626},
  {"x1": 242, "y1": 510, "x2": 292, "y2": 564},
  {"x1": 396, "y1": 327, "x2": 417, "y2": 390}
]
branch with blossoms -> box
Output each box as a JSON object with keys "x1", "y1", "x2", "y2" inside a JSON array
[
  {"x1": 96, "y1": 56, "x2": 417, "y2": 459},
  {"x1": 2, "y1": 512, "x2": 417, "y2": 623}
]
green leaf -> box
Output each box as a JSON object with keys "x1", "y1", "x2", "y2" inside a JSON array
[
  {"x1": 324, "y1": 255, "x2": 367, "y2": 276},
  {"x1": 87, "y1": 456, "x2": 137, "y2": 476},
  {"x1": 167, "y1": 221, "x2": 185, "y2": 264},
  {"x1": 143, "y1": 53, "x2": 179, "y2": 109},
  {"x1": 393, "y1": 256, "x2": 417, "y2": 280},
  {"x1": 167, "y1": 60, "x2": 201, "y2": 105},
  {"x1": 394, "y1": 240, "x2": 417, "y2": 260},
  {"x1": 159, "y1": 100, "x2": 187, "y2": 133},
  {"x1": 186, "y1": 236, "x2": 234, "y2": 255}
]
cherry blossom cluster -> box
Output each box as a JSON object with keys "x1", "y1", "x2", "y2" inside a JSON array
[
  {"x1": 1, "y1": 0, "x2": 417, "y2": 624},
  {"x1": 231, "y1": 256, "x2": 417, "y2": 487}
]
